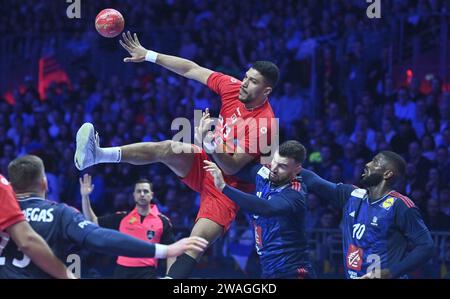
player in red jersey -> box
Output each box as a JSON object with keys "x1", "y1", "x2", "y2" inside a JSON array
[
  {"x1": 0, "y1": 174, "x2": 73, "y2": 278},
  {"x1": 74, "y1": 32, "x2": 279, "y2": 278}
]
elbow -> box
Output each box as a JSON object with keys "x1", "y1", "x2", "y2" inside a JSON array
[
  {"x1": 16, "y1": 232, "x2": 39, "y2": 253},
  {"x1": 222, "y1": 164, "x2": 243, "y2": 176}
]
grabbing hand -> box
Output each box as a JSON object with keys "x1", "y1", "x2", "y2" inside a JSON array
[
  {"x1": 194, "y1": 108, "x2": 215, "y2": 146},
  {"x1": 203, "y1": 160, "x2": 226, "y2": 191},
  {"x1": 167, "y1": 237, "x2": 209, "y2": 257},
  {"x1": 120, "y1": 31, "x2": 148, "y2": 63}
]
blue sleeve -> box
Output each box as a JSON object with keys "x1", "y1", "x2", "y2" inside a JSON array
[
  {"x1": 389, "y1": 203, "x2": 434, "y2": 278},
  {"x1": 233, "y1": 163, "x2": 263, "y2": 183},
  {"x1": 61, "y1": 205, "x2": 157, "y2": 257},
  {"x1": 60, "y1": 205, "x2": 99, "y2": 245},
  {"x1": 222, "y1": 185, "x2": 304, "y2": 216},
  {"x1": 300, "y1": 169, "x2": 354, "y2": 209},
  {"x1": 82, "y1": 228, "x2": 156, "y2": 258}
]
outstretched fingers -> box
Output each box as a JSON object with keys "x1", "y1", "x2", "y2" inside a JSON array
[
  {"x1": 119, "y1": 39, "x2": 133, "y2": 53},
  {"x1": 133, "y1": 33, "x2": 142, "y2": 46},
  {"x1": 121, "y1": 32, "x2": 135, "y2": 49}
]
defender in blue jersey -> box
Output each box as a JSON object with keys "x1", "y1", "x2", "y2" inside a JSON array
[
  {"x1": 204, "y1": 140, "x2": 315, "y2": 279},
  {"x1": 301, "y1": 151, "x2": 434, "y2": 279},
  {"x1": 0, "y1": 155, "x2": 208, "y2": 278}
]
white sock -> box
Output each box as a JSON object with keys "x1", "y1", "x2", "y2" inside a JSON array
[{"x1": 97, "y1": 147, "x2": 121, "y2": 163}]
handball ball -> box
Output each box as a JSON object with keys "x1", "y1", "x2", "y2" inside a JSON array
[{"x1": 95, "y1": 9, "x2": 124, "y2": 38}]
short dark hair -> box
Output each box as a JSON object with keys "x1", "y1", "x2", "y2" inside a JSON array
[
  {"x1": 380, "y1": 151, "x2": 406, "y2": 183},
  {"x1": 134, "y1": 178, "x2": 153, "y2": 191},
  {"x1": 251, "y1": 61, "x2": 279, "y2": 88},
  {"x1": 278, "y1": 140, "x2": 307, "y2": 164},
  {"x1": 8, "y1": 155, "x2": 45, "y2": 193}
]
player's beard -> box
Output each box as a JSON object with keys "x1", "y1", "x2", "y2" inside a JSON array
[
  {"x1": 359, "y1": 172, "x2": 383, "y2": 188},
  {"x1": 269, "y1": 172, "x2": 290, "y2": 186},
  {"x1": 238, "y1": 93, "x2": 251, "y2": 103},
  {"x1": 238, "y1": 86, "x2": 252, "y2": 103}
]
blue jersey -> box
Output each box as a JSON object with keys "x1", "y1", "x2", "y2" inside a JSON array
[
  {"x1": 324, "y1": 184, "x2": 432, "y2": 279},
  {"x1": 250, "y1": 166, "x2": 311, "y2": 278},
  {"x1": 0, "y1": 196, "x2": 97, "y2": 279}
]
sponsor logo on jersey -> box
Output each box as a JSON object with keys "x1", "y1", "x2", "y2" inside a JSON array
[
  {"x1": 381, "y1": 197, "x2": 395, "y2": 210},
  {"x1": 147, "y1": 230, "x2": 155, "y2": 240},
  {"x1": 260, "y1": 127, "x2": 267, "y2": 134},
  {"x1": 1, "y1": 177, "x2": 9, "y2": 186},
  {"x1": 371, "y1": 216, "x2": 378, "y2": 226},
  {"x1": 350, "y1": 189, "x2": 367, "y2": 199},
  {"x1": 129, "y1": 216, "x2": 138, "y2": 224},
  {"x1": 347, "y1": 270, "x2": 358, "y2": 279},
  {"x1": 346, "y1": 244, "x2": 363, "y2": 271},
  {"x1": 349, "y1": 211, "x2": 355, "y2": 217},
  {"x1": 257, "y1": 166, "x2": 271, "y2": 180},
  {"x1": 78, "y1": 220, "x2": 93, "y2": 229},
  {"x1": 23, "y1": 208, "x2": 54, "y2": 223},
  {"x1": 254, "y1": 224, "x2": 263, "y2": 253}
]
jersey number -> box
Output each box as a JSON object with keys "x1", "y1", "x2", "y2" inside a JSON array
[
  {"x1": 0, "y1": 232, "x2": 31, "y2": 268},
  {"x1": 352, "y1": 223, "x2": 366, "y2": 240}
]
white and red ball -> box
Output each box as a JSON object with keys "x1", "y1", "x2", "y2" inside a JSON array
[{"x1": 95, "y1": 9, "x2": 124, "y2": 38}]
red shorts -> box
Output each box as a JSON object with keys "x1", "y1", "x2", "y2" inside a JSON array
[{"x1": 180, "y1": 147, "x2": 239, "y2": 232}]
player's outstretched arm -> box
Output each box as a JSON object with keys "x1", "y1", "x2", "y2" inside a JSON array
[
  {"x1": 300, "y1": 169, "x2": 353, "y2": 208},
  {"x1": 79, "y1": 174, "x2": 98, "y2": 225},
  {"x1": 82, "y1": 227, "x2": 208, "y2": 258},
  {"x1": 120, "y1": 31, "x2": 213, "y2": 85},
  {"x1": 6, "y1": 221, "x2": 74, "y2": 279},
  {"x1": 204, "y1": 160, "x2": 297, "y2": 216}
]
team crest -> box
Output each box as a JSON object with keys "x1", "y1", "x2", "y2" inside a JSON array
[
  {"x1": 381, "y1": 197, "x2": 395, "y2": 210},
  {"x1": 147, "y1": 230, "x2": 155, "y2": 240}
]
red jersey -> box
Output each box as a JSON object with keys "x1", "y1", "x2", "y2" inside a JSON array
[
  {"x1": 0, "y1": 175, "x2": 25, "y2": 232},
  {"x1": 206, "y1": 72, "x2": 276, "y2": 192}
]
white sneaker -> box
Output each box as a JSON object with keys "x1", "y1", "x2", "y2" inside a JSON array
[{"x1": 74, "y1": 123, "x2": 99, "y2": 170}]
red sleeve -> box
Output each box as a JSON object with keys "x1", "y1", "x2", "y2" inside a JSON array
[
  {"x1": 206, "y1": 72, "x2": 241, "y2": 100},
  {"x1": 240, "y1": 111, "x2": 276, "y2": 158},
  {"x1": 0, "y1": 179, "x2": 25, "y2": 231}
]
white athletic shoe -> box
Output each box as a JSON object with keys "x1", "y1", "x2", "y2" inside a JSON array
[{"x1": 74, "y1": 123, "x2": 99, "y2": 171}]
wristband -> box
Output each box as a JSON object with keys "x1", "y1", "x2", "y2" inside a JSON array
[
  {"x1": 154, "y1": 244, "x2": 168, "y2": 258},
  {"x1": 145, "y1": 50, "x2": 158, "y2": 63}
]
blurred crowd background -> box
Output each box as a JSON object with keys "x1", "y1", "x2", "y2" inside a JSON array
[{"x1": 0, "y1": 0, "x2": 449, "y2": 278}]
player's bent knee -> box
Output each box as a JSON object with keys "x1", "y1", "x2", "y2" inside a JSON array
[{"x1": 190, "y1": 218, "x2": 224, "y2": 243}]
